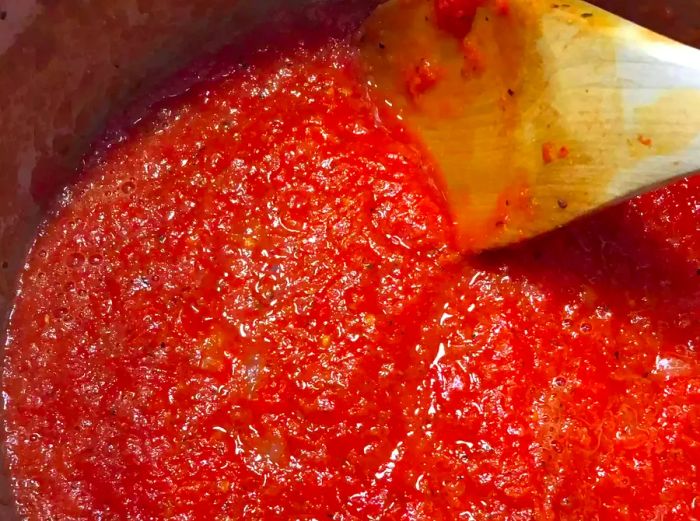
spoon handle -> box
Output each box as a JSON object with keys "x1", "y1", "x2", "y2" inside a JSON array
[{"x1": 545, "y1": 0, "x2": 700, "y2": 205}]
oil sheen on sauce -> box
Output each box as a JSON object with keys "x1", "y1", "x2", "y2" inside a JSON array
[{"x1": 3, "y1": 1, "x2": 699, "y2": 520}]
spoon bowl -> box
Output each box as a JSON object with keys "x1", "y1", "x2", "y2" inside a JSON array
[{"x1": 359, "y1": 0, "x2": 700, "y2": 250}]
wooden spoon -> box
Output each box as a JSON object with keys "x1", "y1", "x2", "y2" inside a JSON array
[{"x1": 358, "y1": 0, "x2": 700, "y2": 250}]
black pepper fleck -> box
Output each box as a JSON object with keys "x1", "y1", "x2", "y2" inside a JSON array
[
  {"x1": 557, "y1": 199, "x2": 568, "y2": 209},
  {"x1": 0, "y1": 11, "x2": 6, "y2": 21}
]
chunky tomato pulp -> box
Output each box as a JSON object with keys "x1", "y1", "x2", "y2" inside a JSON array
[{"x1": 3, "y1": 2, "x2": 699, "y2": 520}]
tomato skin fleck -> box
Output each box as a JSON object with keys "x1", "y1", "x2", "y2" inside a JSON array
[
  {"x1": 434, "y1": 0, "x2": 510, "y2": 37},
  {"x1": 638, "y1": 134, "x2": 654, "y2": 147},
  {"x1": 495, "y1": 0, "x2": 510, "y2": 15},
  {"x1": 542, "y1": 142, "x2": 569, "y2": 163},
  {"x1": 406, "y1": 58, "x2": 441, "y2": 99},
  {"x1": 434, "y1": 0, "x2": 485, "y2": 37}
]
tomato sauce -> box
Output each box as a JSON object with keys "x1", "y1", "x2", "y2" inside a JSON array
[{"x1": 3, "y1": 1, "x2": 699, "y2": 520}]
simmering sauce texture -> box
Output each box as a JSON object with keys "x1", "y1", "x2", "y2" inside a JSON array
[{"x1": 3, "y1": 1, "x2": 699, "y2": 519}]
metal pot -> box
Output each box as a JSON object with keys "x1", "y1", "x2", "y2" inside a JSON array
[{"x1": 0, "y1": 0, "x2": 697, "y2": 518}]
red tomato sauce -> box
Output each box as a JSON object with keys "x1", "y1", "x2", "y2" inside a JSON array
[{"x1": 3, "y1": 1, "x2": 700, "y2": 520}]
